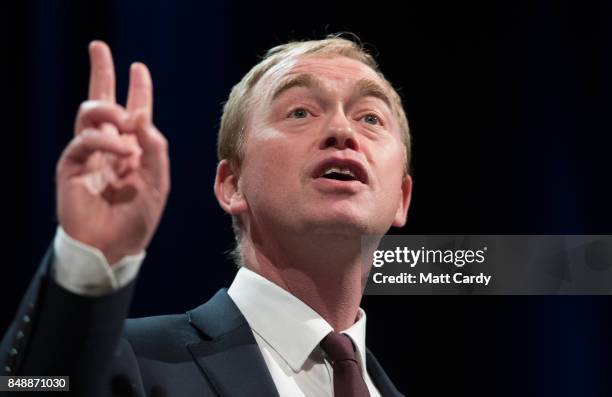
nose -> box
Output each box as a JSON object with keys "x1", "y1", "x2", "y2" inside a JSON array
[{"x1": 320, "y1": 110, "x2": 360, "y2": 152}]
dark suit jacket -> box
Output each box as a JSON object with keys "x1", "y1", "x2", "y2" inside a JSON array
[{"x1": 1, "y1": 245, "x2": 403, "y2": 396}]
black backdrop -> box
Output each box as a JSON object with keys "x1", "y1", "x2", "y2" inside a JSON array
[{"x1": 2, "y1": 1, "x2": 612, "y2": 395}]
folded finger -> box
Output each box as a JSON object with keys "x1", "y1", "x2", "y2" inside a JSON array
[
  {"x1": 63, "y1": 129, "x2": 134, "y2": 164},
  {"x1": 75, "y1": 101, "x2": 128, "y2": 135}
]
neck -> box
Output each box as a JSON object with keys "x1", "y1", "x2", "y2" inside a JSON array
[{"x1": 241, "y1": 227, "x2": 377, "y2": 331}]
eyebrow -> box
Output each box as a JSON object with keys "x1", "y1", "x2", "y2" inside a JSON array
[
  {"x1": 270, "y1": 73, "x2": 392, "y2": 110},
  {"x1": 352, "y1": 78, "x2": 392, "y2": 109},
  {"x1": 270, "y1": 73, "x2": 322, "y2": 102}
]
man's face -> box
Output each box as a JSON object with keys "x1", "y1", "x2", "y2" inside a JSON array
[{"x1": 237, "y1": 54, "x2": 411, "y2": 237}]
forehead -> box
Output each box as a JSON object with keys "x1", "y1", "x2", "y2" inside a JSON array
[{"x1": 256, "y1": 54, "x2": 388, "y2": 97}]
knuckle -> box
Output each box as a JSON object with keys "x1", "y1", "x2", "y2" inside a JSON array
[
  {"x1": 70, "y1": 134, "x2": 85, "y2": 146},
  {"x1": 99, "y1": 68, "x2": 114, "y2": 80},
  {"x1": 79, "y1": 100, "x2": 117, "y2": 115},
  {"x1": 75, "y1": 129, "x2": 101, "y2": 146},
  {"x1": 79, "y1": 129, "x2": 97, "y2": 139},
  {"x1": 150, "y1": 131, "x2": 168, "y2": 151},
  {"x1": 93, "y1": 67, "x2": 115, "y2": 83},
  {"x1": 76, "y1": 103, "x2": 91, "y2": 122},
  {"x1": 158, "y1": 135, "x2": 169, "y2": 150},
  {"x1": 79, "y1": 100, "x2": 99, "y2": 113}
]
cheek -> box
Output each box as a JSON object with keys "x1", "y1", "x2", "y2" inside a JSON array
[
  {"x1": 242, "y1": 133, "x2": 303, "y2": 196},
  {"x1": 375, "y1": 145, "x2": 406, "y2": 201}
]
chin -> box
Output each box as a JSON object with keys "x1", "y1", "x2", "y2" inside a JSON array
[{"x1": 301, "y1": 209, "x2": 377, "y2": 237}]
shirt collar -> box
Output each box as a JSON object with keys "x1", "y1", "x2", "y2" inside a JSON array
[
  {"x1": 227, "y1": 267, "x2": 369, "y2": 372},
  {"x1": 342, "y1": 308, "x2": 369, "y2": 371}
]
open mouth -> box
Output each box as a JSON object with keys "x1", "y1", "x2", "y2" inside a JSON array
[
  {"x1": 320, "y1": 167, "x2": 359, "y2": 181},
  {"x1": 312, "y1": 159, "x2": 368, "y2": 184}
]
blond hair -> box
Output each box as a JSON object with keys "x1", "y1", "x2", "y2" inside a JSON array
[{"x1": 217, "y1": 34, "x2": 411, "y2": 265}]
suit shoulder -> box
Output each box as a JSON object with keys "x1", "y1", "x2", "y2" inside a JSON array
[{"x1": 122, "y1": 313, "x2": 201, "y2": 359}]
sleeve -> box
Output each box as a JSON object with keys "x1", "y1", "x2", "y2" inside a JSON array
[
  {"x1": 0, "y1": 241, "x2": 143, "y2": 396},
  {"x1": 52, "y1": 226, "x2": 145, "y2": 296}
]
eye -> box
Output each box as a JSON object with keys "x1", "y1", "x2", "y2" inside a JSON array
[
  {"x1": 362, "y1": 114, "x2": 381, "y2": 125},
  {"x1": 289, "y1": 108, "x2": 309, "y2": 119}
]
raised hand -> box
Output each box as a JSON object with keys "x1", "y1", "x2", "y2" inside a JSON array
[{"x1": 56, "y1": 41, "x2": 170, "y2": 265}]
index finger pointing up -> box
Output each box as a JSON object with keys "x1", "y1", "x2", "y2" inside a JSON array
[{"x1": 88, "y1": 41, "x2": 116, "y2": 102}]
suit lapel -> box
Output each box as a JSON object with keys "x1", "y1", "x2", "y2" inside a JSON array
[
  {"x1": 186, "y1": 289, "x2": 403, "y2": 397},
  {"x1": 366, "y1": 349, "x2": 405, "y2": 397},
  {"x1": 186, "y1": 289, "x2": 279, "y2": 397}
]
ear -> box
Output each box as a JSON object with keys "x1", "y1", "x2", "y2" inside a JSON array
[
  {"x1": 214, "y1": 159, "x2": 249, "y2": 216},
  {"x1": 392, "y1": 174, "x2": 413, "y2": 227}
]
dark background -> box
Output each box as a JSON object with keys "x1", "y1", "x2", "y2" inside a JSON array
[{"x1": 2, "y1": 0, "x2": 612, "y2": 395}]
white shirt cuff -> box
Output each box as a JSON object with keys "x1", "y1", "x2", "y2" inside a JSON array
[{"x1": 51, "y1": 226, "x2": 145, "y2": 296}]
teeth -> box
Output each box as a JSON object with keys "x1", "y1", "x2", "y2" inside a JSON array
[{"x1": 322, "y1": 167, "x2": 355, "y2": 178}]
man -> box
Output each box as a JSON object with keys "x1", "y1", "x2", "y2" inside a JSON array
[{"x1": 1, "y1": 35, "x2": 411, "y2": 396}]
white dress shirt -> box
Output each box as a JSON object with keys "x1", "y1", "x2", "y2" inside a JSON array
[
  {"x1": 52, "y1": 227, "x2": 145, "y2": 295},
  {"x1": 228, "y1": 267, "x2": 381, "y2": 397},
  {"x1": 51, "y1": 226, "x2": 381, "y2": 396}
]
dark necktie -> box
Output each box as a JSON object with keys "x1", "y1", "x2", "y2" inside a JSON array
[{"x1": 320, "y1": 331, "x2": 371, "y2": 397}]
